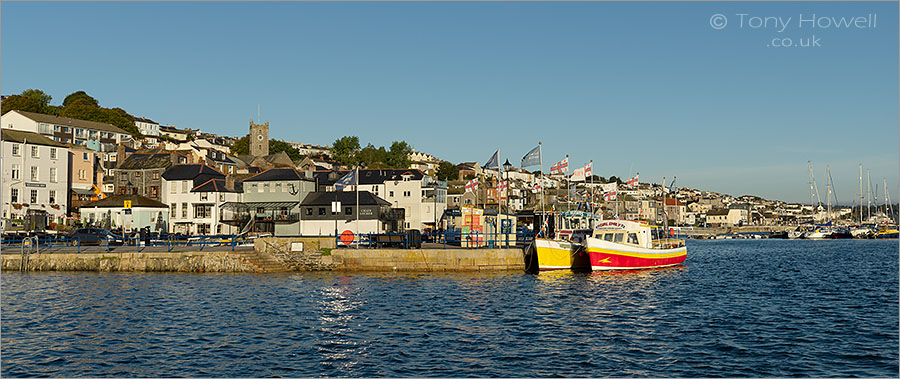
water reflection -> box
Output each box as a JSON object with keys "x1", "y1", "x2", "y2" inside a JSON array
[{"x1": 314, "y1": 275, "x2": 369, "y2": 374}]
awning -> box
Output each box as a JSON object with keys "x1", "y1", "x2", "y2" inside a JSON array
[
  {"x1": 221, "y1": 201, "x2": 300, "y2": 211},
  {"x1": 73, "y1": 188, "x2": 96, "y2": 196}
]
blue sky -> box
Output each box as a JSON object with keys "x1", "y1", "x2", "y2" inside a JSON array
[{"x1": 2, "y1": 2, "x2": 897, "y2": 204}]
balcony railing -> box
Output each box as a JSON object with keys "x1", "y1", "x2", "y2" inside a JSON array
[{"x1": 221, "y1": 213, "x2": 300, "y2": 224}]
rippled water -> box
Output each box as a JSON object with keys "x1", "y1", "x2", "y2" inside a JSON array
[{"x1": 2, "y1": 240, "x2": 898, "y2": 377}]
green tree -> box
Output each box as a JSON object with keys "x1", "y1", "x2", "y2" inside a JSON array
[
  {"x1": 231, "y1": 135, "x2": 249, "y2": 155},
  {"x1": 608, "y1": 176, "x2": 622, "y2": 184},
  {"x1": 270, "y1": 139, "x2": 303, "y2": 161},
  {"x1": 1, "y1": 95, "x2": 42, "y2": 114},
  {"x1": 330, "y1": 136, "x2": 360, "y2": 167},
  {"x1": 63, "y1": 91, "x2": 99, "y2": 107},
  {"x1": 20, "y1": 89, "x2": 52, "y2": 108},
  {"x1": 436, "y1": 161, "x2": 460, "y2": 181},
  {"x1": 387, "y1": 141, "x2": 412, "y2": 168}
]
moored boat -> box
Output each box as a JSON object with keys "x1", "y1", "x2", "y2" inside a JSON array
[
  {"x1": 584, "y1": 220, "x2": 686, "y2": 271},
  {"x1": 875, "y1": 224, "x2": 899, "y2": 239},
  {"x1": 528, "y1": 229, "x2": 592, "y2": 272}
]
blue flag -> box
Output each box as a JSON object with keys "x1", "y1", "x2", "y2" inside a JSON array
[
  {"x1": 483, "y1": 149, "x2": 499, "y2": 169},
  {"x1": 521, "y1": 145, "x2": 541, "y2": 168},
  {"x1": 335, "y1": 168, "x2": 358, "y2": 191}
]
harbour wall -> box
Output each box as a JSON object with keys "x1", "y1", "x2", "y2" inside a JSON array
[{"x1": 2, "y1": 237, "x2": 526, "y2": 272}]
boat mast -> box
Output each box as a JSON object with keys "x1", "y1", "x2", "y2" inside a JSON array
[
  {"x1": 858, "y1": 164, "x2": 863, "y2": 224},
  {"x1": 867, "y1": 169, "x2": 872, "y2": 221},
  {"x1": 808, "y1": 161, "x2": 821, "y2": 222},
  {"x1": 826, "y1": 165, "x2": 832, "y2": 222}
]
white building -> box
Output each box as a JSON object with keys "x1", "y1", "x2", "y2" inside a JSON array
[
  {"x1": 161, "y1": 164, "x2": 239, "y2": 235},
  {"x1": 134, "y1": 117, "x2": 161, "y2": 148},
  {"x1": 1, "y1": 129, "x2": 70, "y2": 226},
  {"x1": 2, "y1": 110, "x2": 131, "y2": 153},
  {"x1": 338, "y1": 169, "x2": 448, "y2": 231}
]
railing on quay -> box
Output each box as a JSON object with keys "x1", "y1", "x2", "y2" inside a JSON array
[{"x1": 0, "y1": 231, "x2": 538, "y2": 253}]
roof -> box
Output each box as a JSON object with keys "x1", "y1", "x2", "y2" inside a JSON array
[
  {"x1": 12, "y1": 110, "x2": 129, "y2": 135},
  {"x1": 191, "y1": 178, "x2": 241, "y2": 193},
  {"x1": 81, "y1": 194, "x2": 168, "y2": 209},
  {"x1": 159, "y1": 125, "x2": 186, "y2": 133},
  {"x1": 244, "y1": 168, "x2": 313, "y2": 182},
  {"x1": 1, "y1": 129, "x2": 67, "y2": 148},
  {"x1": 134, "y1": 117, "x2": 158, "y2": 124},
  {"x1": 707, "y1": 208, "x2": 730, "y2": 216},
  {"x1": 117, "y1": 153, "x2": 173, "y2": 170},
  {"x1": 661, "y1": 198, "x2": 685, "y2": 206},
  {"x1": 316, "y1": 169, "x2": 425, "y2": 186},
  {"x1": 162, "y1": 164, "x2": 225, "y2": 181},
  {"x1": 300, "y1": 191, "x2": 391, "y2": 206}
]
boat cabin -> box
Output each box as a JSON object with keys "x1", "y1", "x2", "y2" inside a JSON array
[{"x1": 589, "y1": 220, "x2": 684, "y2": 249}]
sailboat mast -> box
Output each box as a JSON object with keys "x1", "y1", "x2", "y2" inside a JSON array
[
  {"x1": 867, "y1": 170, "x2": 872, "y2": 221},
  {"x1": 826, "y1": 165, "x2": 832, "y2": 222},
  {"x1": 858, "y1": 164, "x2": 863, "y2": 224}
]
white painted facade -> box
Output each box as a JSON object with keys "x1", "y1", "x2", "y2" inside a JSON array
[
  {"x1": 161, "y1": 178, "x2": 241, "y2": 235},
  {"x1": 345, "y1": 174, "x2": 447, "y2": 231},
  {"x1": 1, "y1": 136, "x2": 70, "y2": 224}
]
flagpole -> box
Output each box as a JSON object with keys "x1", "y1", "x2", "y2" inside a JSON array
[
  {"x1": 496, "y1": 147, "x2": 500, "y2": 248},
  {"x1": 565, "y1": 154, "x2": 570, "y2": 217},
  {"x1": 590, "y1": 160, "x2": 594, "y2": 226},
  {"x1": 355, "y1": 166, "x2": 359, "y2": 249},
  {"x1": 539, "y1": 142, "x2": 545, "y2": 238}
]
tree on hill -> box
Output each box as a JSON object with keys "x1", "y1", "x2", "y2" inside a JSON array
[
  {"x1": 63, "y1": 91, "x2": 99, "y2": 107},
  {"x1": 330, "y1": 136, "x2": 361, "y2": 168},
  {"x1": 387, "y1": 141, "x2": 412, "y2": 168},
  {"x1": 20, "y1": 89, "x2": 52, "y2": 108},
  {"x1": 436, "y1": 161, "x2": 460, "y2": 181},
  {"x1": 230, "y1": 135, "x2": 303, "y2": 160},
  {"x1": 230, "y1": 135, "x2": 250, "y2": 156},
  {"x1": 1, "y1": 95, "x2": 42, "y2": 114}
]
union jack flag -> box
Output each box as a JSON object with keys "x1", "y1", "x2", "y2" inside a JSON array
[
  {"x1": 465, "y1": 178, "x2": 479, "y2": 192},
  {"x1": 550, "y1": 157, "x2": 568, "y2": 174},
  {"x1": 626, "y1": 173, "x2": 639, "y2": 188}
]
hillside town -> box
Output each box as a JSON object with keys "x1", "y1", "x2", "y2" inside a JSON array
[{"x1": 1, "y1": 91, "x2": 897, "y2": 241}]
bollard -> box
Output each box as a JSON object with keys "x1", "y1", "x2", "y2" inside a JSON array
[
  {"x1": 231, "y1": 234, "x2": 236, "y2": 252},
  {"x1": 77, "y1": 237, "x2": 81, "y2": 254}
]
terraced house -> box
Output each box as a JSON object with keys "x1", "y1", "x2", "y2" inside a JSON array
[
  {"x1": 111, "y1": 151, "x2": 190, "y2": 200},
  {"x1": 2, "y1": 110, "x2": 131, "y2": 152},
  {"x1": 161, "y1": 164, "x2": 241, "y2": 235},
  {"x1": 1, "y1": 129, "x2": 70, "y2": 228}
]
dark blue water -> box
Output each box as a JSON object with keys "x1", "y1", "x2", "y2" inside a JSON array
[{"x1": 2, "y1": 240, "x2": 898, "y2": 377}]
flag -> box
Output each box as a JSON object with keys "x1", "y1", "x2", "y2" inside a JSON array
[
  {"x1": 570, "y1": 167, "x2": 585, "y2": 182},
  {"x1": 550, "y1": 157, "x2": 569, "y2": 174},
  {"x1": 604, "y1": 191, "x2": 618, "y2": 201},
  {"x1": 465, "y1": 178, "x2": 479, "y2": 192},
  {"x1": 521, "y1": 145, "x2": 541, "y2": 167},
  {"x1": 626, "y1": 173, "x2": 639, "y2": 188},
  {"x1": 532, "y1": 183, "x2": 542, "y2": 193},
  {"x1": 570, "y1": 185, "x2": 578, "y2": 196},
  {"x1": 584, "y1": 162, "x2": 592, "y2": 177},
  {"x1": 496, "y1": 180, "x2": 508, "y2": 191},
  {"x1": 599, "y1": 182, "x2": 617, "y2": 194},
  {"x1": 483, "y1": 149, "x2": 499, "y2": 169},
  {"x1": 335, "y1": 168, "x2": 358, "y2": 191}
]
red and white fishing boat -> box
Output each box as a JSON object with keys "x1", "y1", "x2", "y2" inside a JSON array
[{"x1": 585, "y1": 220, "x2": 686, "y2": 271}]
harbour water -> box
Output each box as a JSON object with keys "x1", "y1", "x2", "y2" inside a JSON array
[{"x1": 2, "y1": 240, "x2": 897, "y2": 377}]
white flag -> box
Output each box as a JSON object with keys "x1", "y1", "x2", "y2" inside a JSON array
[{"x1": 570, "y1": 167, "x2": 585, "y2": 182}]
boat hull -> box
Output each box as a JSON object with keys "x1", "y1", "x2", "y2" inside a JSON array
[
  {"x1": 585, "y1": 238, "x2": 686, "y2": 271},
  {"x1": 533, "y1": 238, "x2": 590, "y2": 271}
]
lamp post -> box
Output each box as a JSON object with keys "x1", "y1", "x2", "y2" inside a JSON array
[{"x1": 503, "y1": 159, "x2": 512, "y2": 248}]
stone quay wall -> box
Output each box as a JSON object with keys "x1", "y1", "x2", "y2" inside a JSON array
[{"x1": 1, "y1": 251, "x2": 258, "y2": 272}]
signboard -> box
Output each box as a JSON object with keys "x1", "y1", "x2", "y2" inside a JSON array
[
  {"x1": 331, "y1": 201, "x2": 342, "y2": 214},
  {"x1": 461, "y1": 206, "x2": 484, "y2": 247},
  {"x1": 291, "y1": 242, "x2": 304, "y2": 252},
  {"x1": 25, "y1": 183, "x2": 46, "y2": 188},
  {"x1": 124, "y1": 200, "x2": 132, "y2": 209}
]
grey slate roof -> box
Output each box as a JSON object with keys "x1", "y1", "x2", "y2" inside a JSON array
[
  {"x1": 191, "y1": 178, "x2": 241, "y2": 193},
  {"x1": 116, "y1": 153, "x2": 173, "y2": 170},
  {"x1": 162, "y1": 164, "x2": 225, "y2": 181},
  {"x1": 81, "y1": 194, "x2": 168, "y2": 208},
  {"x1": 12, "y1": 110, "x2": 130, "y2": 135},
  {"x1": 244, "y1": 168, "x2": 313, "y2": 182},
  {"x1": 1, "y1": 129, "x2": 67, "y2": 148},
  {"x1": 300, "y1": 191, "x2": 390, "y2": 206}
]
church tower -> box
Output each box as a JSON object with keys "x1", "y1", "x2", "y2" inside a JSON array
[{"x1": 249, "y1": 120, "x2": 269, "y2": 157}]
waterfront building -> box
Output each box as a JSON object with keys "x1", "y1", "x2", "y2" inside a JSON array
[
  {"x1": 298, "y1": 191, "x2": 400, "y2": 236},
  {"x1": 161, "y1": 164, "x2": 236, "y2": 235},
  {"x1": 223, "y1": 168, "x2": 316, "y2": 236},
  {"x1": 80, "y1": 194, "x2": 169, "y2": 233},
  {"x1": 661, "y1": 197, "x2": 687, "y2": 225},
  {"x1": 68, "y1": 145, "x2": 102, "y2": 216},
  {"x1": 1, "y1": 129, "x2": 70, "y2": 227},
  {"x1": 134, "y1": 117, "x2": 160, "y2": 148},
  {"x1": 159, "y1": 125, "x2": 189, "y2": 142}
]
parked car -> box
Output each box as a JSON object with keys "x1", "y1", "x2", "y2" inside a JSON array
[{"x1": 70, "y1": 228, "x2": 124, "y2": 246}]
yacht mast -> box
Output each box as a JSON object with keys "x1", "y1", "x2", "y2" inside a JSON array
[
  {"x1": 826, "y1": 165, "x2": 832, "y2": 222},
  {"x1": 867, "y1": 170, "x2": 872, "y2": 221},
  {"x1": 858, "y1": 164, "x2": 864, "y2": 224}
]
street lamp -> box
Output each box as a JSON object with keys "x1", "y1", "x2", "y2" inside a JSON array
[{"x1": 503, "y1": 159, "x2": 512, "y2": 248}]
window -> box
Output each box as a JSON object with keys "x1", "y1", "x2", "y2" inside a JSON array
[
  {"x1": 250, "y1": 183, "x2": 257, "y2": 193},
  {"x1": 306, "y1": 208, "x2": 313, "y2": 216},
  {"x1": 219, "y1": 193, "x2": 225, "y2": 202},
  {"x1": 200, "y1": 192, "x2": 208, "y2": 201},
  {"x1": 258, "y1": 184, "x2": 265, "y2": 193},
  {"x1": 30, "y1": 190, "x2": 38, "y2": 204},
  {"x1": 170, "y1": 182, "x2": 177, "y2": 194},
  {"x1": 50, "y1": 148, "x2": 57, "y2": 160},
  {"x1": 345, "y1": 207, "x2": 352, "y2": 215},
  {"x1": 11, "y1": 164, "x2": 19, "y2": 180},
  {"x1": 264, "y1": 183, "x2": 270, "y2": 192},
  {"x1": 120, "y1": 172, "x2": 128, "y2": 181},
  {"x1": 404, "y1": 191, "x2": 411, "y2": 197},
  {"x1": 613, "y1": 233, "x2": 624, "y2": 243},
  {"x1": 389, "y1": 191, "x2": 394, "y2": 197},
  {"x1": 31, "y1": 146, "x2": 38, "y2": 158},
  {"x1": 77, "y1": 169, "x2": 85, "y2": 180},
  {"x1": 30, "y1": 166, "x2": 38, "y2": 181},
  {"x1": 149, "y1": 186, "x2": 159, "y2": 198},
  {"x1": 197, "y1": 224, "x2": 210, "y2": 235},
  {"x1": 181, "y1": 203, "x2": 188, "y2": 218},
  {"x1": 182, "y1": 181, "x2": 189, "y2": 193},
  {"x1": 83, "y1": 152, "x2": 89, "y2": 161},
  {"x1": 275, "y1": 183, "x2": 281, "y2": 192},
  {"x1": 11, "y1": 144, "x2": 19, "y2": 156},
  {"x1": 39, "y1": 123, "x2": 52, "y2": 134},
  {"x1": 50, "y1": 167, "x2": 57, "y2": 182},
  {"x1": 49, "y1": 190, "x2": 56, "y2": 204},
  {"x1": 152, "y1": 171, "x2": 159, "y2": 180},
  {"x1": 318, "y1": 207, "x2": 326, "y2": 215},
  {"x1": 627, "y1": 233, "x2": 639, "y2": 245},
  {"x1": 10, "y1": 189, "x2": 18, "y2": 203},
  {"x1": 135, "y1": 171, "x2": 141, "y2": 178},
  {"x1": 195, "y1": 205, "x2": 210, "y2": 218},
  {"x1": 171, "y1": 203, "x2": 177, "y2": 218},
  {"x1": 603, "y1": 233, "x2": 614, "y2": 242}
]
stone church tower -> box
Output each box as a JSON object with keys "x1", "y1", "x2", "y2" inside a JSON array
[{"x1": 250, "y1": 120, "x2": 269, "y2": 157}]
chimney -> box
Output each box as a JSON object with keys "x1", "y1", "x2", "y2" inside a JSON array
[
  {"x1": 116, "y1": 143, "x2": 126, "y2": 167},
  {"x1": 225, "y1": 174, "x2": 235, "y2": 191}
]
